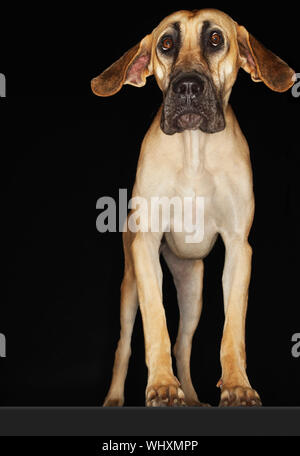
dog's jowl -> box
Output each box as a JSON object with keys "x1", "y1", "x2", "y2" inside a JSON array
[{"x1": 91, "y1": 9, "x2": 294, "y2": 407}]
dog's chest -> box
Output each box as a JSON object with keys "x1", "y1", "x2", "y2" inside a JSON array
[{"x1": 164, "y1": 169, "x2": 220, "y2": 259}]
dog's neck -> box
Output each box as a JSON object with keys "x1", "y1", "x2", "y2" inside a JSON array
[
  {"x1": 180, "y1": 104, "x2": 231, "y2": 176},
  {"x1": 181, "y1": 129, "x2": 208, "y2": 176}
]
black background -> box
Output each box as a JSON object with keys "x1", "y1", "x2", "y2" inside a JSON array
[{"x1": 0, "y1": 2, "x2": 299, "y2": 408}]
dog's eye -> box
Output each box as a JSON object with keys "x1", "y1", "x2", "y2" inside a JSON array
[
  {"x1": 161, "y1": 36, "x2": 174, "y2": 52},
  {"x1": 209, "y1": 31, "x2": 222, "y2": 47}
]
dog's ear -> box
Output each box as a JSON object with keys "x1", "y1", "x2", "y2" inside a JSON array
[
  {"x1": 236, "y1": 25, "x2": 295, "y2": 92},
  {"x1": 91, "y1": 34, "x2": 153, "y2": 97}
]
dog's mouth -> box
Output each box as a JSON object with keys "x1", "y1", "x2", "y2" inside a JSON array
[
  {"x1": 177, "y1": 113, "x2": 203, "y2": 130},
  {"x1": 160, "y1": 72, "x2": 225, "y2": 135}
]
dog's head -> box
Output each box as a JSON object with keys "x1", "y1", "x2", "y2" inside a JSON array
[{"x1": 91, "y1": 9, "x2": 294, "y2": 135}]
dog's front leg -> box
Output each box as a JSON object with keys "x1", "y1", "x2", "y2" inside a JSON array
[
  {"x1": 219, "y1": 237, "x2": 262, "y2": 406},
  {"x1": 131, "y1": 232, "x2": 185, "y2": 407}
]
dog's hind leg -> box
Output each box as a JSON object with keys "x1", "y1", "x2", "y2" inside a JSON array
[
  {"x1": 103, "y1": 231, "x2": 138, "y2": 406},
  {"x1": 161, "y1": 243, "x2": 209, "y2": 406}
]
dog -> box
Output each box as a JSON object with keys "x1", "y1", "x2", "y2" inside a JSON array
[{"x1": 91, "y1": 9, "x2": 294, "y2": 407}]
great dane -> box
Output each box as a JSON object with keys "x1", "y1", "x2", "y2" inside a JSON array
[{"x1": 91, "y1": 9, "x2": 294, "y2": 406}]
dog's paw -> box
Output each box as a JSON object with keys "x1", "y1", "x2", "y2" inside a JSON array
[
  {"x1": 185, "y1": 398, "x2": 211, "y2": 407},
  {"x1": 103, "y1": 397, "x2": 124, "y2": 407},
  {"x1": 146, "y1": 383, "x2": 186, "y2": 407},
  {"x1": 219, "y1": 385, "x2": 262, "y2": 407}
]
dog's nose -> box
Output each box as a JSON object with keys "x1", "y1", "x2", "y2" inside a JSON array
[{"x1": 172, "y1": 76, "x2": 204, "y2": 97}]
